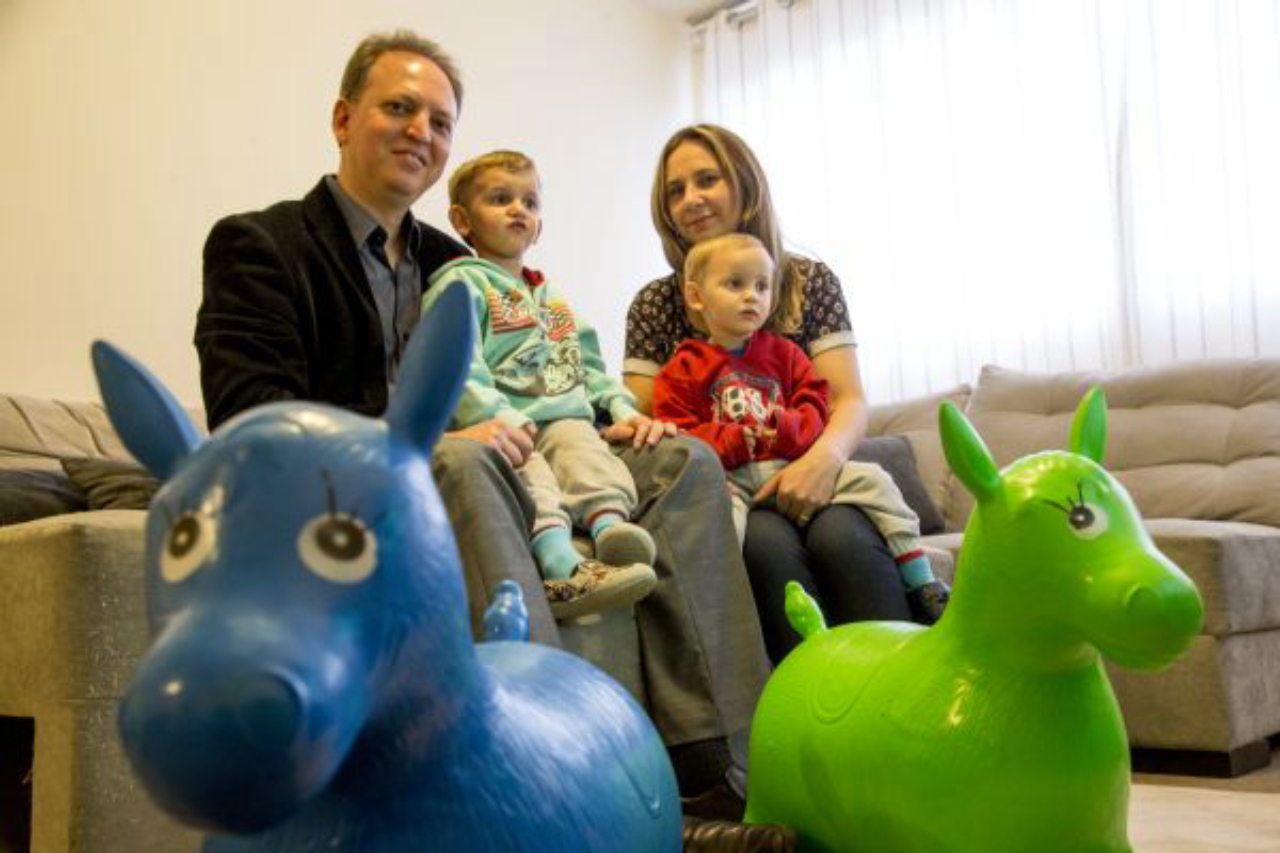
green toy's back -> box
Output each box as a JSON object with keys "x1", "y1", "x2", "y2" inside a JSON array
[{"x1": 744, "y1": 390, "x2": 1203, "y2": 852}]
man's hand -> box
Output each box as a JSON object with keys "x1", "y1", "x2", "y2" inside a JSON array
[
  {"x1": 448, "y1": 419, "x2": 536, "y2": 468},
  {"x1": 602, "y1": 414, "x2": 678, "y2": 448}
]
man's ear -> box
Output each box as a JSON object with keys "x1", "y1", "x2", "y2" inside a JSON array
[
  {"x1": 448, "y1": 205, "x2": 471, "y2": 242},
  {"x1": 332, "y1": 98, "x2": 350, "y2": 147}
]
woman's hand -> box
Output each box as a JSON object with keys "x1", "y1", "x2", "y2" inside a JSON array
[
  {"x1": 603, "y1": 414, "x2": 678, "y2": 448},
  {"x1": 754, "y1": 345, "x2": 869, "y2": 526},
  {"x1": 752, "y1": 439, "x2": 844, "y2": 526}
]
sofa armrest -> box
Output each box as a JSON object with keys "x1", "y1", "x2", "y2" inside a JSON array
[
  {"x1": 1146, "y1": 519, "x2": 1280, "y2": 637},
  {"x1": 0, "y1": 510, "x2": 149, "y2": 712}
]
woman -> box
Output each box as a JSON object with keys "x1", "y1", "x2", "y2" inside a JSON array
[{"x1": 622, "y1": 124, "x2": 922, "y2": 664}]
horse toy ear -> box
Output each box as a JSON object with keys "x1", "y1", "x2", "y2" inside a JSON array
[
  {"x1": 939, "y1": 400, "x2": 1000, "y2": 503},
  {"x1": 1070, "y1": 387, "x2": 1107, "y2": 463},
  {"x1": 91, "y1": 341, "x2": 201, "y2": 480},
  {"x1": 386, "y1": 281, "x2": 476, "y2": 451}
]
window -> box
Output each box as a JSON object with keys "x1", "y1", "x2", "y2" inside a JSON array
[{"x1": 694, "y1": 0, "x2": 1280, "y2": 401}]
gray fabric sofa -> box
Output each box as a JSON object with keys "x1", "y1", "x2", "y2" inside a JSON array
[
  {"x1": 0, "y1": 393, "x2": 641, "y2": 852},
  {"x1": 869, "y1": 358, "x2": 1280, "y2": 777},
  {"x1": 3, "y1": 355, "x2": 1279, "y2": 848},
  {"x1": 0, "y1": 395, "x2": 201, "y2": 852}
]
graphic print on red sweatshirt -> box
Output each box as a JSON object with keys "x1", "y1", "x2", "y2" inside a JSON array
[{"x1": 709, "y1": 370, "x2": 782, "y2": 429}]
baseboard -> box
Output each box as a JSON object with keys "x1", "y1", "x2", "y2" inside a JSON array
[{"x1": 1131, "y1": 739, "x2": 1272, "y2": 778}]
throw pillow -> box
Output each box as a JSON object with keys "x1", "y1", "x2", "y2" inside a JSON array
[
  {"x1": 0, "y1": 468, "x2": 89, "y2": 526},
  {"x1": 851, "y1": 435, "x2": 945, "y2": 535},
  {"x1": 60, "y1": 458, "x2": 161, "y2": 510}
]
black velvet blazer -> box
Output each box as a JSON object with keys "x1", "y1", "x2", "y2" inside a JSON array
[{"x1": 195, "y1": 178, "x2": 468, "y2": 430}]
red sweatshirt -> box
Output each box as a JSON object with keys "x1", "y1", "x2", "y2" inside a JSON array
[{"x1": 654, "y1": 332, "x2": 829, "y2": 469}]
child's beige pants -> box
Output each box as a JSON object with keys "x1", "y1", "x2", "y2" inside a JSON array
[
  {"x1": 727, "y1": 459, "x2": 922, "y2": 556},
  {"x1": 518, "y1": 418, "x2": 638, "y2": 537}
]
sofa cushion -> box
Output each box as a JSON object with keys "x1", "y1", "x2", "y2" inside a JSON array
[
  {"x1": 0, "y1": 469, "x2": 88, "y2": 525},
  {"x1": 0, "y1": 392, "x2": 207, "y2": 472},
  {"x1": 851, "y1": 435, "x2": 945, "y2": 535},
  {"x1": 950, "y1": 360, "x2": 1280, "y2": 532},
  {"x1": 866, "y1": 384, "x2": 972, "y2": 529},
  {"x1": 921, "y1": 520, "x2": 1280, "y2": 635},
  {"x1": 920, "y1": 534, "x2": 962, "y2": 585},
  {"x1": 60, "y1": 458, "x2": 160, "y2": 511},
  {"x1": 0, "y1": 393, "x2": 131, "y2": 470}
]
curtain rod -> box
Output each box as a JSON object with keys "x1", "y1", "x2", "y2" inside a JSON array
[{"x1": 689, "y1": 0, "x2": 759, "y2": 28}]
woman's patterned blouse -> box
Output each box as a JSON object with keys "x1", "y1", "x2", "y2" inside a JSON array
[{"x1": 623, "y1": 256, "x2": 857, "y2": 377}]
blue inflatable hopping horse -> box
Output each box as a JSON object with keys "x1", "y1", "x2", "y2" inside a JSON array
[{"x1": 94, "y1": 283, "x2": 681, "y2": 852}]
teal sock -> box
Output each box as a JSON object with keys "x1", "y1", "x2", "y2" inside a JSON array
[
  {"x1": 531, "y1": 527, "x2": 583, "y2": 581},
  {"x1": 896, "y1": 551, "x2": 934, "y2": 590},
  {"x1": 589, "y1": 511, "x2": 625, "y2": 539}
]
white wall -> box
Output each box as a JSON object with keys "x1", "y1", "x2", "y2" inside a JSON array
[{"x1": 0, "y1": 0, "x2": 691, "y2": 406}]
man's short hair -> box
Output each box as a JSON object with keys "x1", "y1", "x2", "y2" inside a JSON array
[
  {"x1": 340, "y1": 29, "x2": 464, "y2": 111},
  {"x1": 683, "y1": 233, "x2": 771, "y2": 284},
  {"x1": 448, "y1": 150, "x2": 537, "y2": 207}
]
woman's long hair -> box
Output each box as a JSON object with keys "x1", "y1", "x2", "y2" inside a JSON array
[{"x1": 650, "y1": 124, "x2": 802, "y2": 335}]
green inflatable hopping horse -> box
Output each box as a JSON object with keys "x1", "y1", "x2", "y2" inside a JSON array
[{"x1": 744, "y1": 389, "x2": 1203, "y2": 852}]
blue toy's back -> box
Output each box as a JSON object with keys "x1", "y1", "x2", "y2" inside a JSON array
[{"x1": 95, "y1": 283, "x2": 681, "y2": 852}]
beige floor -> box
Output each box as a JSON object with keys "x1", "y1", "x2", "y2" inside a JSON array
[{"x1": 1129, "y1": 741, "x2": 1280, "y2": 851}]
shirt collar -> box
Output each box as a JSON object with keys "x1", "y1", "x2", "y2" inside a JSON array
[{"x1": 325, "y1": 174, "x2": 420, "y2": 256}]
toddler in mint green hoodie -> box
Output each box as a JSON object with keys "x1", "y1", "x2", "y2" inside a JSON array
[{"x1": 424, "y1": 151, "x2": 677, "y2": 620}]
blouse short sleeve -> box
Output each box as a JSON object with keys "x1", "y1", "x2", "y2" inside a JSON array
[
  {"x1": 624, "y1": 274, "x2": 703, "y2": 376},
  {"x1": 789, "y1": 258, "x2": 857, "y2": 358}
]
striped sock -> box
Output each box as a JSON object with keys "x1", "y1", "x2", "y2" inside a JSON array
[
  {"x1": 896, "y1": 550, "x2": 935, "y2": 591},
  {"x1": 531, "y1": 526, "x2": 583, "y2": 581}
]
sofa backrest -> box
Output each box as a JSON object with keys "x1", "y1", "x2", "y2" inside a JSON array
[
  {"x1": 0, "y1": 393, "x2": 133, "y2": 471},
  {"x1": 0, "y1": 392, "x2": 206, "y2": 471},
  {"x1": 946, "y1": 359, "x2": 1280, "y2": 531},
  {"x1": 867, "y1": 384, "x2": 972, "y2": 524}
]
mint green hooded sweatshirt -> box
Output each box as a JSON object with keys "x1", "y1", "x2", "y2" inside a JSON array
[{"x1": 424, "y1": 258, "x2": 640, "y2": 431}]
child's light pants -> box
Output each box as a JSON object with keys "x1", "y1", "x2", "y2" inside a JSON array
[
  {"x1": 518, "y1": 418, "x2": 638, "y2": 538},
  {"x1": 727, "y1": 459, "x2": 922, "y2": 556}
]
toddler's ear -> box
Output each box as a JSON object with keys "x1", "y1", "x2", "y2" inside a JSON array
[
  {"x1": 683, "y1": 279, "x2": 704, "y2": 312},
  {"x1": 448, "y1": 205, "x2": 471, "y2": 241}
]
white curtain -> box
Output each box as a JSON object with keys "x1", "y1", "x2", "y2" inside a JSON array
[{"x1": 693, "y1": 0, "x2": 1280, "y2": 402}]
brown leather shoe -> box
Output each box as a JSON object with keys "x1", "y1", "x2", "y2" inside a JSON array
[{"x1": 682, "y1": 816, "x2": 798, "y2": 852}]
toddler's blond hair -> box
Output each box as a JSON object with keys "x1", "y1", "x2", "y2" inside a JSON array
[
  {"x1": 684, "y1": 233, "x2": 773, "y2": 286},
  {"x1": 448, "y1": 150, "x2": 537, "y2": 208}
]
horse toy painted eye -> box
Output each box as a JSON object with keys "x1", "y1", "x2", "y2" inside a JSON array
[
  {"x1": 94, "y1": 283, "x2": 681, "y2": 853},
  {"x1": 744, "y1": 388, "x2": 1204, "y2": 852}
]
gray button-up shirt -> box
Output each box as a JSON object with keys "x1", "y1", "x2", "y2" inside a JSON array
[{"x1": 325, "y1": 175, "x2": 424, "y2": 386}]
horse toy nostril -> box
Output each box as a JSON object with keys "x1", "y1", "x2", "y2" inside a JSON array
[
  {"x1": 232, "y1": 674, "x2": 304, "y2": 753},
  {"x1": 744, "y1": 387, "x2": 1205, "y2": 853},
  {"x1": 1125, "y1": 585, "x2": 1159, "y2": 617}
]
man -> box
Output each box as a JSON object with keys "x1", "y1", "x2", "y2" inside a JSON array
[{"x1": 195, "y1": 30, "x2": 770, "y2": 823}]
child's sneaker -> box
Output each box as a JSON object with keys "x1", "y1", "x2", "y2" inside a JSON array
[
  {"x1": 594, "y1": 521, "x2": 657, "y2": 567},
  {"x1": 908, "y1": 580, "x2": 951, "y2": 626},
  {"x1": 544, "y1": 559, "x2": 657, "y2": 620}
]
